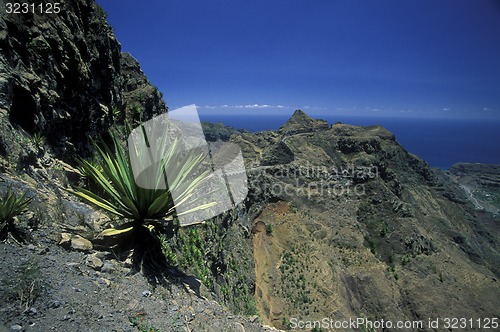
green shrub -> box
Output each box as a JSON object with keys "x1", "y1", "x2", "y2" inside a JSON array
[
  {"x1": 70, "y1": 129, "x2": 215, "y2": 267},
  {"x1": 0, "y1": 188, "x2": 32, "y2": 242},
  {"x1": 266, "y1": 223, "x2": 273, "y2": 235},
  {"x1": 129, "y1": 312, "x2": 160, "y2": 332},
  {"x1": 2, "y1": 257, "x2": 45, "y2": 311},
  {"x1": 73, "y1": 131, "x2": 213, "y2": 225},
  {"x1": 31, "y1": 132, "x2": 45, "y2": 149},
  {"x1": 158, "y1": 233, "x2": 178, "y2": 266},
  {"x1": 95, "y1": 4, "x2": 107, "y2": 20},
  {"x1": 401, "y1": 253, "x2": 412, "y2": 266},
  {"x1": 162, "y1": 227, "x2": 213, "y2": 288}
]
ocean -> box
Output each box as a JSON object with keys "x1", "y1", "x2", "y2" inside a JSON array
[{"x1": 199, "y1": 113, "x2": 500, "y2": 170}]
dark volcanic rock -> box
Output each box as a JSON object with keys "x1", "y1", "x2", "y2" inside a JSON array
[
  {"x1": 0, "y1": 2, "x2": 121, "y2": 156},
  {"x1": 120, "y1": 52, "x2": 167, "y2": 123},
  {"x1": 0, "y1": 2, "x2": 166, "y2": 160},
  {"x1": 260, "y1": 141, "x2": 294, "y2": 166}
]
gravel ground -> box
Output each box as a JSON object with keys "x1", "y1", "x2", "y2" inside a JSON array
[{"x1": 0, "y1": 227, "x2": 277, "y2": 332}]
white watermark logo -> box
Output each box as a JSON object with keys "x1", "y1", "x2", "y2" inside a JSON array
[
  {"x1": 128, "y1": 105, "x2": 248, "y2": 226},
  {"x1": 251, "y1": 161, "x2": 378, "y2": 199}
]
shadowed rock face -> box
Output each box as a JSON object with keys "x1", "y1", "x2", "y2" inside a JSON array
[
  {"x1": 0, "y1": 2, "x2": 165, "y2": 159},
  {"x1": 0, "y1": 1, "x2": 120, "y2": 155}
]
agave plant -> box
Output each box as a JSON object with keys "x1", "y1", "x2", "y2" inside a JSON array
[
  {"x1": 0, "y1": 188, "x2": 32, "y2": 242},
  {"x1": 71, "y1": 129, "x2": 216, "y2": 248}
]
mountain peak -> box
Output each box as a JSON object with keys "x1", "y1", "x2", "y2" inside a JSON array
[
  {"x1": 279, "y1": 109, "x2": 329, "y2": 134},
  {"x1": 290, "y1": 109, "x2": 310, "y2": 120}
]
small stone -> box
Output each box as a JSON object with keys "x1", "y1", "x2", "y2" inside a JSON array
[
  {"x1": 70, "y1": 235, "x2": 93, "y2": 252},
  {"x1": 48, "y1": 300, "x2": 63, "y2": 309},
  {"x1": 97, "y1": 277, "x2": 111, "y2": 287},
  {"x1": 141, "y1": 290, "x2": 151, "y2": 297},
  {"x1": 10, "y1": 324, "x2": 22, "y2": 331},
  {"x1": 123, "y1": 257, "x2": 133, "y2": 268},
  {"x1": 27, "y1": 244, "x2": 36, "y2": 251},
  {"x1": 93, "y1": 251, "x2": 107, "y2": 259},
  {"x1": 170, "y1": 285, "x2": 180, "y2": 297},
  {"x1": 59, "y1": 233, "x2": 71, "y2": 248},
  {"x1": 27, "y1": 307, "x2": 37, "y2": 315},
  {"x1": 234, "y1": 322, "x2": 246, "y2": 332},
  {"x1": 100, "y1": 261, "x2": 115, "y2": 273},
  {"x1": 86, "y1": 254, "x2": 103, "y2": 270}
]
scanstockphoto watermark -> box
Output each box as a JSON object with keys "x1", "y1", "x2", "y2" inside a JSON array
[
  {"x1": 272, "y1": 162, "x2": 379, "y2": 181},
  {"x1": 253, "y1": 162, "x2": 379, "y2": 198},
  {"x1": 289, "y1": 317, "x2": 499, "y2": 330},
  {"x1": 253, "y1": 178, "x2": 368, "y2": 198},
  {"x1": 289, "y1": 317, "x2": 424, "y2": 330}
]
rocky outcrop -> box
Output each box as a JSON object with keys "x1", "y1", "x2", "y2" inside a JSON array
[
  {"x1": 260, "y1": 141, "x2": 294, "y2": 166},
  {"x1": 0, "y1": 1, "x2": 166, "y2": 161},
  {"x1": 201, "y1": 121, "x2": 248, "y2": 142},
  {"x1": 278, "y1": 109, "x2": 329, "y2": 135},
  {"x1": 120, "y1": 52, "x2": 167, "y2": 123},
  {"x1": 0, "y1": 2, "x2": 120, "y2": 156}
]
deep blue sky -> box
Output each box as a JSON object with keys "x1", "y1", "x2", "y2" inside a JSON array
[{"x1": 97, "y1": 0, "x2": 500, "y2": 119}]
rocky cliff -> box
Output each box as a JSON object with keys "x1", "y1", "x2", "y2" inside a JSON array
[
  {"x1": 448, "y1": 163, "x2": 500, "y2": 215},
  {"x1": 0, "y1": 0, "x2": 165, "y2": 161}
]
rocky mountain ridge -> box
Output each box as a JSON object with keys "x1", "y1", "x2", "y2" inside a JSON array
[{"x1": 224, "y1": 113, "x2": 499, "y2": 329}]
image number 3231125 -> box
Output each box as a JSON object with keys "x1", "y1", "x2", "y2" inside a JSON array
[{"x1": 5, "y1": 2, "x2": 61, "y2": 14}]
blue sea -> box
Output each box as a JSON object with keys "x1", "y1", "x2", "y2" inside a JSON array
[{"x1": 199, "y1": 114, "x2": 500, "y2": 170}]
